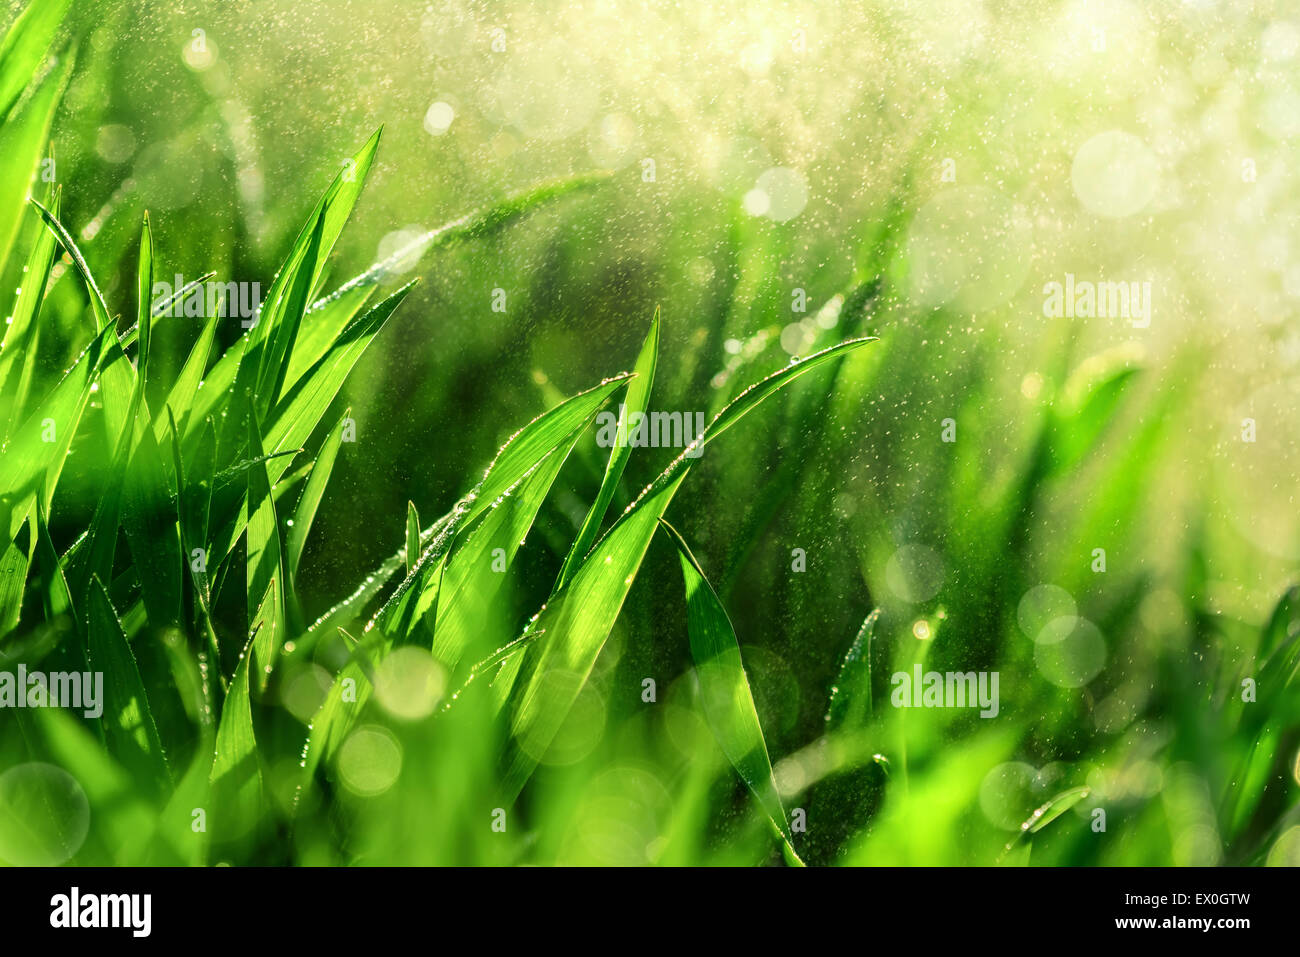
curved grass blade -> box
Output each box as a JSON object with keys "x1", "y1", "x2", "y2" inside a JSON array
[
  {"x1": 284, "y1": 284, "x2": 374, "y2": 398},
  {"x1": 245, "y1": 411, "x2": 285, "y2": 688},
  {"x1": 659, "y1": 518, "x2": 802, "y2": 864},
  {"x1": 431, "y1": 442, "x2": 573, "y2": 671},
  {"x1": 299, "y1": 373, "x2": 633, "y2": 784},
  {"x1": 368, "y1": 371, "x2": 634, "y2": 639},
  {"x1": 556, "y1": 306, "x2": 658, "y2": 592},
  {"x1": 0, "y1": 0, "x2": 71, "y2": 120},
  {"x1": 0, "y1": 509, "x2": 33, "y2": 638},
  {"x1": 826, "y1": 608, "x2": 880, "y2": 732},
  {"x1": 262, "y1": 280, "x2": 415, "y2": 474},
  {"x1": 153, "y1": 313, "x2": 216, "y2": 444},
  {"x1": 0, "y1": 185, "x2": 60, "y2": 442},
  {"x1": 251, "y1": 129, "x2": 380, "y2": 409},
  {"x1": 0, "y1": 322, "x2": 117, "y2": 537},
  {"x1": 498, "y1": 337, "x2": 876, "y2": 795},
  {"x1": 309, "y1": 170, "x2": 613, "y2": 314},
  {"x1": 30, "y1": 195, "x2": 137, "y2": 451},
  {"x1": 405, "y1": 501, "x2": 420, "y2": 579},
  {"x1": 286, "y1": 408, "x2": 348, "y2": 589},
  {"x1": 1046, "y1": 351, "x2": 1143, "y2": 477},
  {"x1": 30, "y1": 195, "x2": 112, "y2": 331},
  {"x1": 999, "y1": 786, "x2": 1091, "y2": 862},
  {"x1": 209, "y1": 628, "x2": 262, "y2": 837},
  {"x1": 87, "y1": 575, "x2": 169, "y2": 794},
  {"x1": 0, "y1": 49, "x2": 70, "y2": 272},
  {"x1": 118, "y1": 272, "x2": 218, "y2": 354},
  {"x1": 135, "y1": 212, "x2": 153, "y2": 381}
]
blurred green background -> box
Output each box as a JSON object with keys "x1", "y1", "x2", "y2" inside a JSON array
[{"x1": 1, "y1": 0, "x2": 1298, "y2": 865}]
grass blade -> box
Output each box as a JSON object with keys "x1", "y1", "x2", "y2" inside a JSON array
[
  {"x1": 499, "y1": 337, "x2": 875, "y2": 795},
  {"x1": 87, "y1": 575, "x2": 169, "y2": 794},
  {"x1": 0, "y1": 0, "x2": 70, "y2": 120},
  {"x1": 556, "y1": 306, "x2": 659, "y2": 592},
  {"x1": 826, "y1": 609, "x2": 880, "y2": 732},
  {"x1": 0, "y1": 49, "x2": 69, "y2": 272},
  {"x1": 286, "y1": 408, "x2": 348, "y2": 589},
  {"x1": 300, "y1": 373, "x2": 632, "y2": 782},
  {"x1": 0, "y1": 185, "x2": 60, "y2": 442},
  {"x1": 134, "y1": 212, "x2": 153, "y2": 382},
  {"x1": 659, "y1": 518, "x2": 802, "y2": 863}
]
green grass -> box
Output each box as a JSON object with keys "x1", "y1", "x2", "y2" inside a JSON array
[{"x1": 0, "y1": 0, "x2": 1297, "y2": 867}]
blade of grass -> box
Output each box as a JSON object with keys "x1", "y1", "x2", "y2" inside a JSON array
[
  {"x1": 0, "y1": 0, "x2": 71, "y2": 120},
  {"x1": 555, "y1": 306, "x2": 659, "y2": 592},
  {"x1": 134, "y1": 212, "x2": 153, "y2": 383},
  {"x1": 300, "y1": 372, "x2": 634, "y2": 783},
  {"x1": 659, "y1": 518, "x2": 803, "y2": 864},
  {"x1": 208, "y1": 627, "x2": 262, "y2": 837},
  {"x1": 498, "y1": 337, "x2": 875, "y2": 795},
  {"x1": 0, "y1": 50, "x2": 70, "y2": 272},
  {"x1": 0, "y1": 185, "x2": 59, "y2": 442},
  {"x1": 826, "y1": 609, "x2": 880, "y2": 732},
  {"x1": 86, "y1": 575, "x2": 169, "y2": 794},
  {"x1": 286, "y1": 408, "x2": 348, "y2": 589},
  {"x1": 0, "y1": 322, "x2": 117, "y2": 538}
]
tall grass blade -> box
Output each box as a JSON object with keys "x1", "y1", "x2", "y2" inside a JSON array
[{"x1": 659, "y1": 518, "x2": 802, "y2": 864}]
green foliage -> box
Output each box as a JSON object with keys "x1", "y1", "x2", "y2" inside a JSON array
[{"x1": 0, "y1": 0, "x2": 1295, "y2": 870}]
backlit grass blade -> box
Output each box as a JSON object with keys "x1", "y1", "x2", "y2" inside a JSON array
[
  {"x1": 31, "y1": 497, "x2": 71, "y2": 622},
  {"x1": 30, "y1": 195, "x2": 137, "y2": 452},
  {"x1": 659, "y1": 518, "x2": 802, "y2": 864},
  {"x1": 215, "y1": 131, "x2": 379, "y2": 457},
  {"x1": 0, "y1": 322, "x2": 117, "y2": 538},
  {"x1": 369, "y1": 371, "x2": 634, "y2": 639},
  {"x1": 153, "y1": 313, "x2": 216, "y2": 444},
  {"x1": 135, "y1": 212, "x2": 154, "y2": 381},
  {"x1": 119, "y1": 272, "x2": 218, "y2": 354},
  {"x1": 556, "y1": 306, "x2": 659, "y2": 592},
  {"x1": 291, "y1": 509, "x2": 454, "y2": 653},
  {"x1": 195, "y1": 284, "x2": 412, "y2": 579},
  {"x1": 245, "y1": 410, "x2": 286, "y2": 688},
  {"x1": 999, "y1": 786, "x2": 1091, "y2": 862},
  {"x1": 0, "y1": 185, "x2": 60, "y2": 442},
  {"x1": 284, "y1": 284, "x2": 374, "y2": 397},
  {"x1": 1045, "y1": 351, "x2": 1143, "y2": 476},
  {"x1": 30, "y1": 706, "x2": 156, "y2": 863},
  {"x1": 300, "y1": 373, "x2": 633, "y2": 782},
  {"x1": 432, "y1": 442, "x2": 574, "y2": 672},
  {"x1": 0, "y1": 0, "x2": 70, "y2": 120},
  {"x1": 309, "y1": 170, "x2": 613, "y2": 313},
  {"x1": 253, "y1": 210, "x2": 326, "y2": 413},
  {"x1": 0, "y1": 50, "x2": 69, "y2": 273},
  {"x1": 703, "y1": 338, "x2": 877, "y2": 448},
  {"x1": 0, "y1": 510, "x2": 33, "y2": 638},
  {"x1": 250, "y1": 129, "x2": 380, "y2": 414},
  {"x1": 286, "y1": 409, "x2": 348, "y2": 589},
  {"x1": 209, "y1": 628, "x2": 262, "y2": 837},
  {"x1": 120, "y1": 402, "x2": 184, "y2": 631},
  {"x1": 1258, "y1": 584, "x2": 1299, "y2": 662},
  {"x1": 405, "y1": 501, "x2": 420, "y2": 579},
  {"x1": 87, "y1": 575, "x2": 169, "y2": 794},
  {"x1": 29, "y1": 194, "x2": 113, "y2": 331},
  {"x1": 826, "y1": 609, "x2": 880, "y2": 732},
  {"x1": 200, "y1": 168, "x2": 604, "y2": 451},
  {"x1": 499, "y1": 337, "x2": 875, "y2": 794},
  {"x1": 64, "y1": 387, "x2": 137, "y2": 611},
  {"x1": 262, "y1": 280, "x2": 415, "y2": 477}
]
